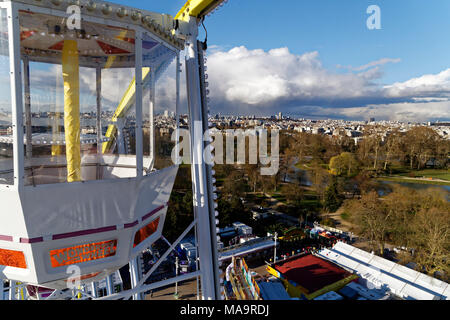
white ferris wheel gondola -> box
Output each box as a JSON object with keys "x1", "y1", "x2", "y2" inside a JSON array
[{"x1": 0, "y1": 0, "x2": 182, "y2": 292}]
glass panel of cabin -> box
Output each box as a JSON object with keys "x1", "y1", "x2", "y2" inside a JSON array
[
  {"x1": 141, "y1": 32, "x2": 177, "y2": 172},
  {"x1": 19, "y1": 10, "x2": 137, "y2": 185},
  {"x1": 0, "y1": 8, "x2": 13, "y2": 185}
]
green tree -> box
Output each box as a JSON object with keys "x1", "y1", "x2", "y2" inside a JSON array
[
  {"x1": 329, "y1": 152, "x2": 359, "y2": 177},
  {"x1": 323, "y1": 177, "x2": 343, "y2": 212}
]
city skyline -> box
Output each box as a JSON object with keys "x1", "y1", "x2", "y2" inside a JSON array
[{"x1": 109, "y1": 0, "x2": 450, "y2": 123}]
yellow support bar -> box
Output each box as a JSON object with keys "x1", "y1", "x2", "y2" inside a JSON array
[
  {"x1": 51, "y1": 112, "x2": 61, "y2": 156},
  {"x1": 102, "y1": 67, "x2": 151, "y2": 154},
  {"x1": 62, "y1": 40, "x2": 81, "y2": 182},
  {"x1": 175, "y1": 0, "x2": 227, "y2": 21}
]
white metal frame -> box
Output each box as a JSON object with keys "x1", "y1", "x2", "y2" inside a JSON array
[
  {"x1": 0, "y1": 1, "x2": 24, "y2": 192},
  {"x1": 9, "y1": 0, "x2": 179, "y2": 190},
  {"x1": 184, "y1": 20, "x2": 221, "y2": 300},
  {"x1": 0, "y1": 2, "x2": 12, "y2": 192},
  {"x1": 135, "y1": 29, "x2": 144, "y2": 178}
]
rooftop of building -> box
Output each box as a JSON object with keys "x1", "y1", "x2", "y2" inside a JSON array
[
  {"x1": 258, "y1": 279, "x2": 291, "y2": 300},
  {"x1": 273, "y1": 253, "x2": 353, "y2": 294},
  {"x1": 317, "y1": 242, "x2": 450, "y2": 300}
]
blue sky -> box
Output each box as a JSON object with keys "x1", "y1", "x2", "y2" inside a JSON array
[{"x1": 111, "y1": 0, "x2": 450, "y2": 85}]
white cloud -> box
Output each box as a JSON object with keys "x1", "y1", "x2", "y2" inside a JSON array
[
  {"x1": 203, "y1": 46, "x2": 450, "y2": 121},
  {"x1": 383, "y1": 68, "x2": 450, "y2": 98},
  {"x1": 338, "y1": 58, "x2": 401, "y2": 72},
  {"x1": 206, "y1": 46, "x2": 382, "y2": 107},
  {"x1": 5, "y1": 45, "x2": 448, "y2": 122},
  {"x1": 329, "y1": 101, "x2": 449, "y2": 122}
]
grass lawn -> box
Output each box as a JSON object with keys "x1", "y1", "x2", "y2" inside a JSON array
[
  {"x1": 299, "y1": 199, "x2": 321, "y2": 211},
  {"x1": 270, "y1": 193, "x2": 287, "y2": 202},
  {"x1": 379, "y1": 167, "x2": 450, "y2": 186},
  {"x1": 377, "y1": 176, "x2": 450, "y2": 186},
  {"x1": 303, "y1": 191, "x2": 319, "y2": 200},
  {"x1": 340, "y1": 212, "x2": 350, "y2": 221},
  {"x1": 397, "y1": 169, "x2": 450, "y2": 181},
  {"x1": 294, "y1": 161, "x2": 329, "y2": 170},
  {"x1": 295, "y1": 162, "x2": 307, "y2": 170}
]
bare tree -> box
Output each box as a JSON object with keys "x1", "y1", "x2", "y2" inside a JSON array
[
  {"x1": 382, "y1": 129, "x2": 402, "y2": 171},
  {"x1": 347, "y1": 191, "x2": 391, "y2": 255},
  {"x1": 413, "y1": 207, "x2": 450, "y2": 276},
  {"x1": 403, "y1": 127, "x2": 441, "y2": 170}
]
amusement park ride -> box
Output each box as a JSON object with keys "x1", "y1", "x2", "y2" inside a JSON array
[{"x1": 0, "y1": 0, "x2": 227, "y2": 300}]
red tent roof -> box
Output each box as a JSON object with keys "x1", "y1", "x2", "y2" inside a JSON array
[{"x1": 274, "y1": 254, "x2": 352, "y2": 293}]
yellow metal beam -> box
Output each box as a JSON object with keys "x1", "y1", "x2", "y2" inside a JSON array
[
  {"x1": 105, "y1": 1, "x2": 226, "y2": 155},
  {"x1": 102, "y1": 67, "x2": 151, "y2": 154},
  {"x1": 175, "y1": 0, "x2": 227, "y2": 22},
  {"x1": 62, "y1": 40, "x2": 81, "y2": 182}
]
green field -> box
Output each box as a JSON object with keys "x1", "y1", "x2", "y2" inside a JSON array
[
  {"x1": 340, "y1": 212, "x2": 350, "y2": 221},
  {"x1": 295, "y1": 162, "x2": 307, "y2": 170},
  {"x1": 397, "y1": 169, "x2": 450, "y2": 181},
  {"x1": 378, "y1": 176, "x2": 450, "y2": 186},
  {"x1": 374, "y1": 167, "x2": 450, "y2": 186},
  {"x1": 270, "y1": 193, "x2": 287, "y2": 202}
]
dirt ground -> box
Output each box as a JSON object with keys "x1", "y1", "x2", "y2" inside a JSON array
[{"x1": 145, "y1": 278, "x2": 200, "y2": 300}]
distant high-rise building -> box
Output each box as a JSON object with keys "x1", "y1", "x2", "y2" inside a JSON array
[{"x1": 278, "y1": 112, "x2": 283, "y2": 120}]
